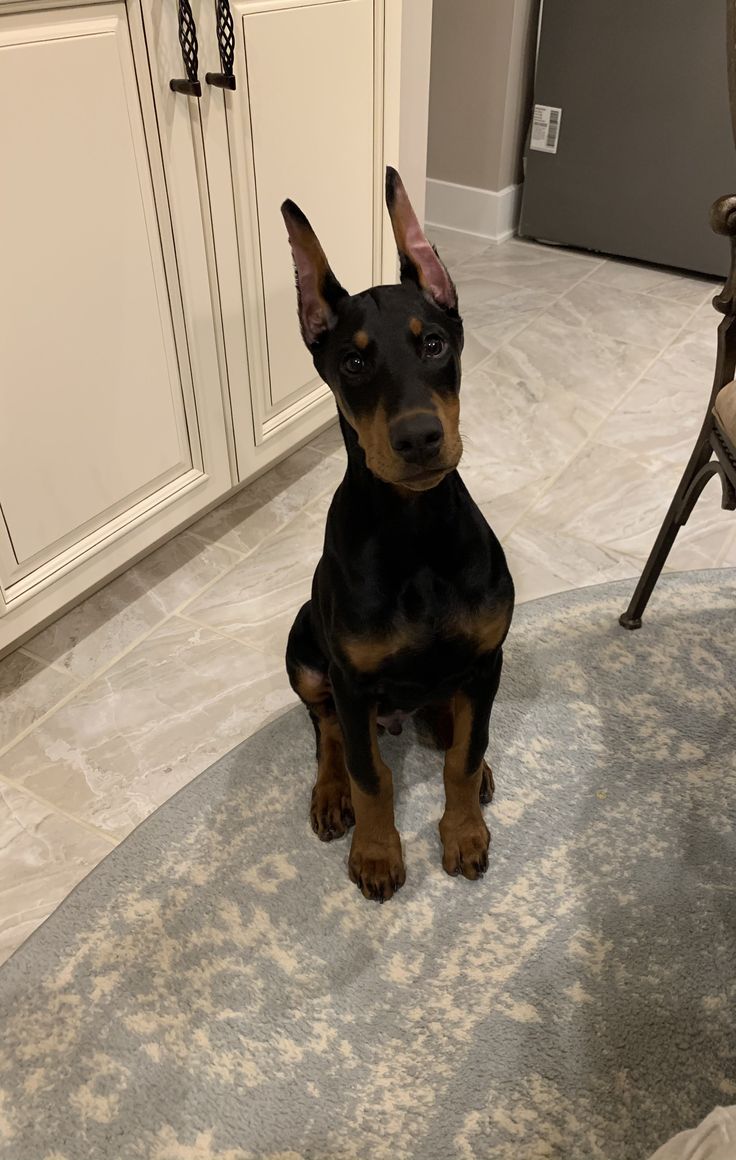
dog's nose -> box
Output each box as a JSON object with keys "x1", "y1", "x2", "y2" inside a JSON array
[{"x1": 390, "y1": 414, "x2": 444, "y2": 465}]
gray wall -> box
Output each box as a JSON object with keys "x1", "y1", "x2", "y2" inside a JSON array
[{"x1": 427, "y1": 0, "x2": 539, "y2": 192}]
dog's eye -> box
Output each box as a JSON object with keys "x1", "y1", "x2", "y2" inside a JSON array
[
  {"x1": 342, "y1": 353, "x2": 365, "y2": 375},
  {"x1": 423, "y1": 334, "x2": 446, "y2": 358}
]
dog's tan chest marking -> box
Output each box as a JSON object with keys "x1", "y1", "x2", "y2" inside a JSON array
[
  {"x1": 341, "y1": 603, "x2": 510, "y2": 674},
  {"x1": 341, "y1": 625, "x2": 422, "y2": 672},
  {"x1": 452, "y1": 604, "x2": 512, "y2": 655}
]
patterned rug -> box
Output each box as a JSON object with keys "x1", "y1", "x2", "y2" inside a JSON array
[{"x1": 1, "y1": 571, "x2": 735, "y2": 1160}]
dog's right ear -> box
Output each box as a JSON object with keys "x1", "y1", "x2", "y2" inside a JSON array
[{"x1": 281, "y1": 200, "x2": 348, "y2": 349}]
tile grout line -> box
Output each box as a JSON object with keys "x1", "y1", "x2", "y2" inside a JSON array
[
  {"x1": 452, "y1": 236, "x2": 719, "y2": 308},
  {"x1": 456, "y1": 257, "x2": 638, "y2": 535},
  {"x1": 458, "y1": 260, "x2": 613, "y2": 385},
  {"x1": 0, "y1": 468, "x2": 333, "y2": 761},
  {"x1": 0, "y1": 553, "x2": 256, "y2": 762},
  {"x1": 157, "y1": 486, "x2": 330, "y2": 624},
  {"x1": 0, "y1": 502, "x2": 324, "y2": 761},
  {"x1": 17, "y1": 645, "x2": 84, "y2": 682},
  {"x1": 171, "y1": 513, "x2": 318, "y2": 619},
  {"x1": 185, "y1": 442, "x2": 334, "y2": 549},
  {"x1": 167, "y1": 470, "x2": 334, "y2": 623},
  {"x1": 184, "y1": 529, "x2": 250, "y2": 558},
  {"x1": 173, "y1": 508, "x2": 330, "y2": 651},
  {"x1": 0, "y1": 631, "x2": 156, "y2": 761},
  {"x1": 583, "y1": 271, "x2": 719, "y2": 310},
  {"x1": 460, "y1": 249, "x2": 607, "y2": 313},
  {"x1": 4, "y1": 548, "x2": 255, "y2": 749},
  {"x1": 174, "y1": 610, "x2": 280, "y2": 657},
  {"x1": 19, "y1": 529, "x2": 253, "y2": 677},
  {"x1": 500, "y1": 356, "x2": 702, "y2": 541},
  {"x1": 1, "y1": 609, "x2": 305, "y2": 846},
  {"x1": 1, "y1": 688, "x2": 298, "y2": 860},
  {"x1": 0, "y1": 770, "x2": 118, "y2": 846},
  {"x1": 458, "y1": 251, "x2": 718, "y2": 386},
  {"x1": 484, "y1": 282, "x2": 719, "y2": 543}
]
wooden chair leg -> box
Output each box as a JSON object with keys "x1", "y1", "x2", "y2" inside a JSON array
[
  {"x1": 619, "y1": 21, "x2": 736, "y2": 631},
  {"x1": 619, "y1": 184, "x2": 736, "y2": 632},
  {"x1": 619, "y1": 434, "x2": 715, "y2": 630}
]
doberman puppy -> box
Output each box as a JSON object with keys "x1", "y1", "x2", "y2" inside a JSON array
[{"x1": 282, "y1": 168, "x2": 514, "y2": 902}]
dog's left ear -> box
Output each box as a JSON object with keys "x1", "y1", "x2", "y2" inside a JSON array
[{"x1": 385, "y1": 167, "x2": 457, "y2": 312}]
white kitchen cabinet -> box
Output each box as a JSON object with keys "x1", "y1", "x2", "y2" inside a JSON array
[
  {"x1": 0, "y1": 0, "x2": 231, "y2": 650},
  {"x1": 0, "y1": 0, "x2": 431, "y2": 655},
  {"x1": 148, "y1": 0, "x2": 407, "y2": 480},
  {"x1": 222, "y1": 0, "x2": 378, "y2": 461}
]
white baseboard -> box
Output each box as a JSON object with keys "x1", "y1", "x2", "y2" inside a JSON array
[{"x1": 425, "y1": 178, "x2": 522, "y2": 243}]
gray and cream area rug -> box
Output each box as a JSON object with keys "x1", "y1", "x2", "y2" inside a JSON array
[{"x1": 1, "y1": 572, "x2": 735, "y2": 1160}]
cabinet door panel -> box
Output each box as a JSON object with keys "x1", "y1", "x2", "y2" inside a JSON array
[
  {"x1": 0, "y1": 4, "x2": 192, "y2": 567},
  {"x1": 241, "y1": 0, "x2": 375, "y2": 411}
]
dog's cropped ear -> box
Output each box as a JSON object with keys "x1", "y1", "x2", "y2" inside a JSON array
[
  {"x1": 385, "y1": 167, "x2": 457, "y2": 312},
  {"x1": 281, "y1": 200, "x2": 348, "y2": 348}
]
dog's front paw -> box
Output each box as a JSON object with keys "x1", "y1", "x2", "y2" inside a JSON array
[
  {"x1": 310, "y1": 779, "x2": 354, "y2": 842},
  {"x1": 348, "y1": 829, "x2": 406, "y2": 903},
  {"x1": 439, "y1": 810, "x2": 490, "y2": 880}
]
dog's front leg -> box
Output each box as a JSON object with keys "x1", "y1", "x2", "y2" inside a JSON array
[
  {"x1": 440, "y1": 649, "x2": 504, "y2": 881},
  {"x1": 330, "y1": 668, "x2": 405, "y2": 902}
]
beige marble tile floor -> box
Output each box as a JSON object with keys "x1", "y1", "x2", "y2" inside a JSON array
[{"x1": 0, "y1": 231, "x2": 731, "y2": 964}]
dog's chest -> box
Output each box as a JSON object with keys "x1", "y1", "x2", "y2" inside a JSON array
[
  {"x1": 341, "y1": 567, "x2": 510, "y2": 687},
  {"x1": 327, "y1": 483, "x2": 513, "y2": 694}
]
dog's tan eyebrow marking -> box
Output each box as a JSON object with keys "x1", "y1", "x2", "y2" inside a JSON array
[
  {"x1": 353, "y1": 330, "x2": 369, "y2": 349},
  {"x1": 408, "y1": 317, "x2": 422, "y2": 336}
]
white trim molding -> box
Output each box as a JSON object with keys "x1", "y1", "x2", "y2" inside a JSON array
[{"x1": 425, "y1": 178, "x2": 522, "y2": 243}]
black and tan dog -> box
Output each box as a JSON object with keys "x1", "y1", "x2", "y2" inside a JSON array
[{"x1": 282, "y1": 168, "x2": 514, "y2": 902}]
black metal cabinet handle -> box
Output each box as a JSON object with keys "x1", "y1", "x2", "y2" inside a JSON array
[
  {"x1": 205, "y1": 0, "x2": 236, "y2": 90},
  {"x1": 170, "y1": 0, "x2": 202, "y2": 97}
]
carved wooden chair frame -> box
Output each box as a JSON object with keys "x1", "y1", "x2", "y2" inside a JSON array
[{"x1": 619, "y1": 1, "x2": 736, "y2": 629}]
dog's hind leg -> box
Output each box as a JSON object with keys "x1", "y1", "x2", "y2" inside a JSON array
[
  {"x1": 286, "y1": 603, "x2": 354, "y2": 842},
  {"x1": 416, "y1": 701, "x2": 455, "y2": 750}
]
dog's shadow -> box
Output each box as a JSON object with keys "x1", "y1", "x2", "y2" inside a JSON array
[{"x1": 377, "y1": 717, "x2": 440, "y2": 793}]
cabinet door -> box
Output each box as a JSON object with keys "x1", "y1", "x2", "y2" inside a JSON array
[
  {"x1": 204, "y1": 0, "x2": 400, "y2": 479},
  {"x1": 0, "y1": 1, "x2": 230, "y2": 616},
  {"x1": 239, "y1": 0, "x2": 375, "y2": 413}
]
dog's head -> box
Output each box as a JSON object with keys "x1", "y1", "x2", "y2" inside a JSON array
[{"x1": 281, "y1": 168, "x2": 464, "y2": 491}]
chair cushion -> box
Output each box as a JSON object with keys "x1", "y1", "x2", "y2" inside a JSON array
[{"x1": 713, "y1": 380, "x2": 736, "y2": 443}]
